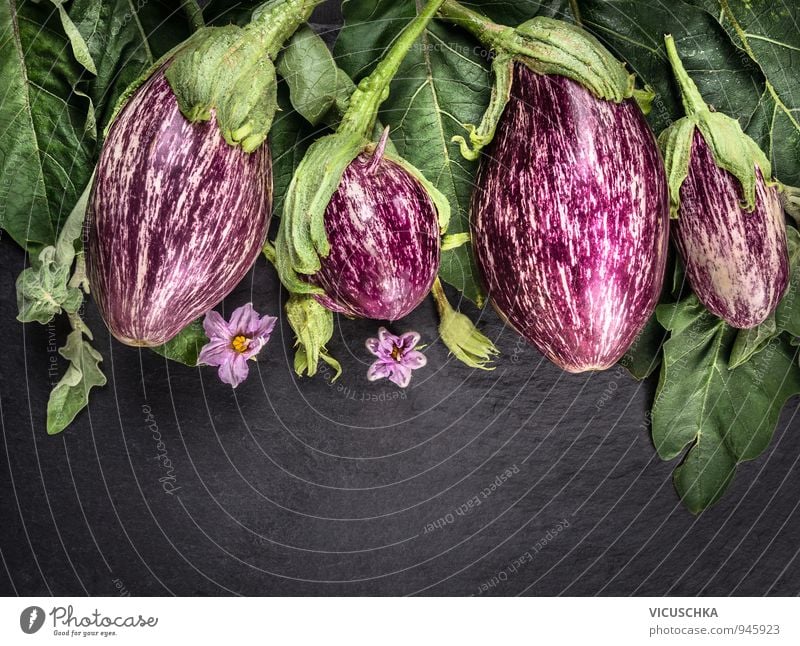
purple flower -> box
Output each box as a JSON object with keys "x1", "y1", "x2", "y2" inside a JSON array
[
  {"x1": 365, "y1": 327, "x2": 427, "y2": 388},
  {"x1": 198, "y1": 303, "x2": 277, "y2": 387}
]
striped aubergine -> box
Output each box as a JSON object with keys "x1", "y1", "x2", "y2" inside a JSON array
[
  {"x1": 471, "y1": 64, "x2": 669, "y2": 372},
  {"x1": 87, "y1": 70, "x2": 272, "y2": 347},
  {"x1": 309, "y1": 141, "x2": 440, "y2": 321},
  {"x1": 673, "y1": 130, "x2": 788, "y2": 329}
]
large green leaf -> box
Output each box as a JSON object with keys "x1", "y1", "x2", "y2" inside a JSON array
[
  {"x1": 652, "y1": 295, "x2": 800, "y2": 513},
  {"x1": 0, "y1": 0, "x2": 175, "y2": 252},
  {"x1": 335, "y1": 1, "x2": 569, "y2": 304},
  {"x1": 0, "y1": 0, "x2": 95, "y2": 251}
]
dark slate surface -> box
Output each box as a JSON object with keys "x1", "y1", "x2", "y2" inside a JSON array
[{"x1": 2, "y1": 2, "x2": 800, "y2": 597}]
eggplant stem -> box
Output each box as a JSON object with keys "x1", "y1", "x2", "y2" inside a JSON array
[
  {"x1": 338, "y1": 0, "x2": 446, "y2": 138},
  {"x1": 181, "y1": 0, "x2": 204, "y2": 32},
  {"x1": 663, "y1": 34, "x2": 708, "y2": 117}
]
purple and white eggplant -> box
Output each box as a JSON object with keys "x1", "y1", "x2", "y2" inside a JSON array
[
  {"x1": 87, "y1": 0, "x2": 322, "y2": 347},
  {"x1": 472, "y1": 66, "x2": 668, "y2": 372},
  {"x1": 660, "y1": 35, "x2": 788, "y2": 329},
  {"x1": 440, "y1": 0, "x2": 667, "y2": 372},
  {"x1": 309, "y1": 129, "x2": 441, "y2": 320},
  {"x1": 275, "y1": 0, "x2": 450, "y2": 322},
  {"x1": 88, "y1": 70, "x2": 272, "y2": 347}
]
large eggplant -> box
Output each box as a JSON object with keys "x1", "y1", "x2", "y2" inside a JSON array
[
  {"x1": 471, "y1": 64, "x2": 669, "y2": 372},
  {"x1": 673, "y1": 131, "x2": 788, "y2": 328},
  {"x1": 309, "y1": 136, "x2": 440, "y2": 320},
  {"x1": 88, "y1": 70, "x2": 272, "y2": 347}
]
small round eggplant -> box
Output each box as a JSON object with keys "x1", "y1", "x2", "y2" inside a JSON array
[
  {"x1": 309, "y1": 144, "x2": 441, "y2": 321},
  {"x1": 88, "y1": 70, "x2": 272, "y2": 347},
  {"x1": 674, "y1": 131, "x2": 788, "y2": 329},
  {"x1": 472, "y1": 64, "x2": 669, "y2": 372}
]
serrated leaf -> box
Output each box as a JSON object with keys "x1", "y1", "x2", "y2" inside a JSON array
[
  {"x1": 47, "y1": 330, "x2": 107, "y2": 435},
  {"x1": 652, "y1": 294, "x2": 800, "y2": 513},
  {"x1": 152, "y1": 320, "x2": 208, "y2": 367}
]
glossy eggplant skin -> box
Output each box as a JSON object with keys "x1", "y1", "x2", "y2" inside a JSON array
[
  {"x1": 87, "y1": 70, "x2": 272, "y2": 347},
  {"x1": 674, "y1": 131, "x2": 788, "y2": 329},
  {"x1": 471, "y1": 64, "x2": 669, "y2": 372},
  {"x1": 310, "y1": 152, "x2": 440, "y2": 321}
]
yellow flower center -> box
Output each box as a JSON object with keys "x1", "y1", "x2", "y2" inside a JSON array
[
  {"x1": 391, "y1": 345, "x2": 402, "y2": 362},
  {"x1": 231, "y1": 334, "x2": 250, "y2": 354}
]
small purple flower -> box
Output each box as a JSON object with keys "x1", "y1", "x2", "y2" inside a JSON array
[
  {"x1": 198, "y1": 303, "x2": 277, "y2": 388},
  {"x1": 365, "y1": 327, "x2": 427, "y2": 388}
]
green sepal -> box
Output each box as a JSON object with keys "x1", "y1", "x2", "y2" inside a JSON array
[
  {"x1": 663, "y1": 34, "x2": 773, "y2": 214},
  {"x1": 633, "y1": 86, "x2": 656, "y2": 115},
  {"x1": 275, "y1": 131, "x2": 367, "y2": 293},
  {"x1": 452, "y1": 56, "x2": 512, "y2": 161},
  {"x1": 286, "y1": 294, "x2": 341, "y2": 380},
  {"x1": 441, "y1": 232, "x2": 471, "y2": 251},
  {"x1": 658, "y1": 117, "x2": 695, "y2": 219},
  {"x1": 431, "y1": 278, "x2": 498, "y2": 370},
  {"x1": 512, "y1": 17, "x2": 634, "y2": 102},
  {"x1": 165, "y1": 26, "x2": 278, "y2": 152},
  {"x1": 696, "y1": 110, "x2": 773, "y2": 211},
  {"x1": 47, "y1": 330, "x2": 107, "y2": 435},
  {"x1": 439, "y1": 2, "x2": 634, "y2": 160}
]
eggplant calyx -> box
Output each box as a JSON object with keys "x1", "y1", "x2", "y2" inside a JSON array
[
  {"x1": 661, "y1": 35, "x2": 773, "y2": 216},
  {"x1": 286, "y1": 294, "x2": 342, "y2": 380},
  {"x1": 431, "y1": 278, "x2": 498, "y2": 370},
  {"x1": 439, "y1": 0, "x2": 634, "y2": 160},
  {"x1": 164, "y1": 0, "x2": 322, "y2": 152}
]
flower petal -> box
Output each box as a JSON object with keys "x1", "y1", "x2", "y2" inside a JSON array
[
  {"x1": 250, "y1": 314, "x2": 277, "y2": 341},
  {"x1": 365, "y1": 337, "x2": 382, "y2": 356},
  {"x1": 227, "y1": 303, "x2": 258, "y2": 335},
  {"x1": 399, "y1": 331, "x2": 421, "y2": 351},
  {"x1": 388, "y1": 364, "x2": 412, "y2": 388},
  {"x1": 203, "y1": 310, "x2": 230, "y2": 340},
  {"x1": 197, "y1": 340, "x2": 231, "y2": 367},
  {"x1": 377, "y1": 326, "x2": 399, "y2": 348},
  {"x1": 366, "y1": 360, "x2": 392, "y2": 382},
  {"x1": 402, "y1": 350, "x2": 427, "y2": 370},
  {"x1": 217, "y1": 354, "x2": 250, "y2": 388}
]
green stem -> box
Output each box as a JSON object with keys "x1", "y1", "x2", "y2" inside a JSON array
[
  {"x1": 181, "y1": 0, "x2": 205, "y2": 32},
  {"x1": 254, "y1": 0, "x2": 325, "y2": 60},
  {"x1": 430, "y1": 277, "x2": 451, "y2": 318},
  {"x1": 568, "y1": 0, "x2": 583, "y2": 26},
  {"x1": 438, "y1": 0, "x2": 507, "y2": 50},
  {"x1": 664, "y1": 34, "x2": 707, "y2": 117},
  {"x1": 338, "y1": 0, "x2": 446, "y2": 138}
]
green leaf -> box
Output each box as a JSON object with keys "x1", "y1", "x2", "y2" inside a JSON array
[
  {"x1": 47, "y1": 330, "x2": 107, "y2": 435},
  {"x1": 686, "y1": 0, "x2": 800, "y2": 186},
  {"x1": 619, "y1": 314, "x2": 666, "y2": 380},
  {"x1": 276, "y1": 26, "x2": 348, "y2": 126},
  {"x1": 652, "y1": 295, "x2": 800, "y2": 513},
  {"x1": 152, "y1": 320, "x2": 208, "y2": 367}
]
